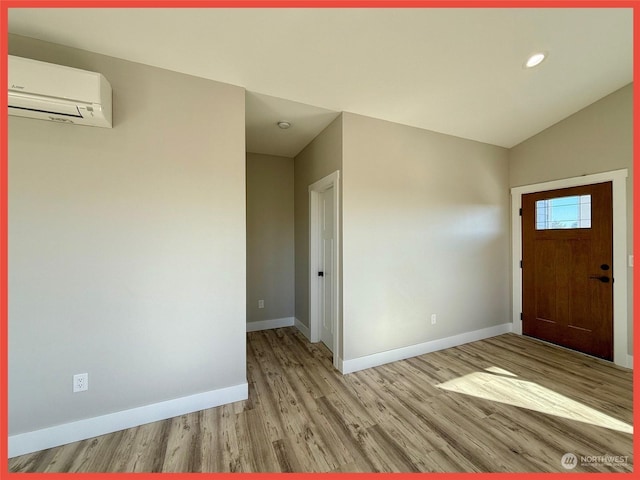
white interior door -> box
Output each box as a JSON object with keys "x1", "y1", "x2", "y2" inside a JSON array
[{"x1": 319, "y1": 187, "x2": 334, "y2": 352}]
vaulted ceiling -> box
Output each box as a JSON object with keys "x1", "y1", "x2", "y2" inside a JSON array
[{"x1": 8, "y1": 8, "x2": 633, "y2": 157}]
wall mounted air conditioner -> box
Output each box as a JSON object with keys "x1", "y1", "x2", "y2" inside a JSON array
[{"x1": 8, "y1": 55, "x2": 112, "y2": 128}]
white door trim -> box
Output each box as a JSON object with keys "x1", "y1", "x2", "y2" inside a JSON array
[
  {"x1": 309, "y1": 171, "x2": 341, "y2": 371},
  {"x1": 510, "y1": 169, "x2": 628, "y2": 367}
]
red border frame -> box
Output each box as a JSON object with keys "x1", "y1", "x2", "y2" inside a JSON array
[
  {"x1": 0, "y1": 1, "x2": 636, "y2": 479},
  {"x1": 0, "y1": 1, "x2": 638, "y2": 6}
]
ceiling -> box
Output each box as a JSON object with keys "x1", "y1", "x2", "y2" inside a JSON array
[
  {"x1": 8, "y1": 8, "x2": 633, "y2": 157},
  {"x1": 246, "y1": 92, "x2": 339, "y2": 157}
]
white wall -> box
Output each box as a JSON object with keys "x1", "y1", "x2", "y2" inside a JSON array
[
  {"x1": 342, "y1": 113, "x2": 510, "y2": 361},
  {"x1": 509, "y1": 84, "x2": 633, "y2": 354},
  {"x1": 8, "y1": 35, "x2": 247, "y2": 438},
  {"x1": 246, "y1": 153, "x2": 295, "y2": 324}
]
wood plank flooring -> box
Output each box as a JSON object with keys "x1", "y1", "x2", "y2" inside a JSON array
[{"x1": 9, "y1": 328, "x2": 633, "y2": 473}]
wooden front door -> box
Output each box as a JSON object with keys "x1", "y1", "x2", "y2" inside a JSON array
[{"x1": 522, "y1": 182, "x2": 613, "y2": 360}]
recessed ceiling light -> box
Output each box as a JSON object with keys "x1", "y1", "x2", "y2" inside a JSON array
[
  {"x1": 277, "y1": 121, "x2": 292, "y2": 129},
  {"x1": 524, "y1": 52, "x2": 547, "y2": 68}
]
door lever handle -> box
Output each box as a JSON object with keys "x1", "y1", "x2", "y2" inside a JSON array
[
  {"x1": 318, "y1": 271, "x2": 324, "y2": 277},
  {"x1": 589, "y1": 275, "x2": 610, "y2": 283}
]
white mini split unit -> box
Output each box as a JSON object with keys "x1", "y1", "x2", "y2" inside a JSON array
[{"x1": 8, "y1": 55, "x2": 112, "y2": 128}]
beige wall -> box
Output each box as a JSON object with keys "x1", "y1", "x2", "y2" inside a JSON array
[
  {"x1": 246, "y1": 153, "x2": 295, "y2": 323},
  {"x1": 509, "y1": 83, "x2": 633, "y2": 354},
  {"x1": 8, "y1": 35, "x2": 247, "y2": 435},
  {"x1": 342, "y1": 112, "x2": 510, "y2": 360},
  {"x1": 294, "y1": 116, "x2": 343, "y2": 329}
]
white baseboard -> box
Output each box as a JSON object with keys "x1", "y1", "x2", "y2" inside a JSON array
[
  {"x1": 341, "y1": 323, "x2": 513, "y2": 374},
  {"x1": 294, "y1": 318, "x2": 310, "y2": 340},
  {"x1": 335, "y1": 356, "x2": 345, "y2": 374},
  {"x1": 627, "y1": 355, "x2": 634, "y2": 369},
  {"x1": 9, "y1": 382, "x2": 248, "y2": 458},
  {"x1": 246, "y1": 317, "x2": 294, "y2": 332}
]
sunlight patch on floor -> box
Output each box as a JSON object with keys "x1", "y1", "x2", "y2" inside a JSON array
[
  {"x1": 484, "y1": 366, "x2": 518, "y2": 377},
  {"x1": 436, "y1": 368, "x2": 633, "y2": 434}
]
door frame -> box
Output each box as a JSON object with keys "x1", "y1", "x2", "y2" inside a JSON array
[
  {"x1": 510, "y1": 169, "x2": 629, "y2": 367},
  {"x1": 309, "y1": 170, "x2": 341, "y2": 371}
]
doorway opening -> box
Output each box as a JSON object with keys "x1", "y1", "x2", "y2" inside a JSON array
[
  {"x1": 309, "y1": 171, "x2": 341, "y2": 371},
  {"x1": 511, "y1": 169, "x2": 629, "y2": 367}
]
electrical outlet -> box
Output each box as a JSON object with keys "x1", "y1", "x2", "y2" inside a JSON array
[
  {"x1": 258, "y1": 300, "x2": 264, "y2": 309},
  {"x1": 73, "y1": 373, "x2": 88, "y2": 393},
  {"x1": 430, "y1": 314, "x2": 437, "y2": 325}
]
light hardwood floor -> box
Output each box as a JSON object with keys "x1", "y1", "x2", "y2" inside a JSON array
[{"x1": 9, "y1": 328, "x2": 633, "y2": 472}]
